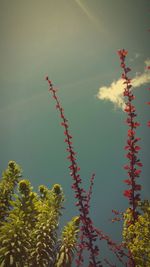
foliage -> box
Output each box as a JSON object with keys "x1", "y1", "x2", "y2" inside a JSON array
[
  {"x1": 123, "y1": 200, "x2": 150, "y2": 267},
  {"x1": 0, "y1": 162, "x2": 79, "y2": 267},
  {"x1": 55, "y1": 216, "x2": 80, "y2": 267},
  {"x1": 0, "y1": 161, "x2": 22, "y2": 224}
]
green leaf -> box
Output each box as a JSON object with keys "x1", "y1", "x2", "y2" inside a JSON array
[{"x1": 10, "y1": 254, "x2": 14, "y2": 265}]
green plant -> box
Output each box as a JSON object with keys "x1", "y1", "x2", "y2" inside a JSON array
[
  {"x1": 0, "y1": 162, "x2": 79, "y2": 267},
  {"x1": 123, "y1": 200, "x2": 150, "y2": 267}
]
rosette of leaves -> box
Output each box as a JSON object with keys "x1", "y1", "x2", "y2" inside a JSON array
[
  {"x1": 0, "y1": 161, "x2": 22, "y2": 224},
  {"x1": 123, "y1": 200, "x2": 150, "y2": 266},
  {"x1": 28, "y1": 184, "x2": 65, "y2": 266},
  {"x1": 55, "y1": 216, "x2": 80, "y2": 267}
]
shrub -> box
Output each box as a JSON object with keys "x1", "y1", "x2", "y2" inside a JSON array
[{"x1": 0, "y1": 162, "x2": 79, "y2": 267}]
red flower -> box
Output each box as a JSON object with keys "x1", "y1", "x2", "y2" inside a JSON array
[
  {"x1": 124, "y1": 106, "x2": 130, "y2": 112},
  {"x1": 122, "y1": 49, "x2": 128, "y2": 56},
  {"x1": 132, "y1": 122, "x2": 140, "y2": 128},
  {"x1": 123, "y1": 179, "x2": 132, "y2": 185},
  {"x1": 117, "y1": 49, "x2": 128, "y2": 57},
  {"x1": 126, "y1": 152, "x2": 133, "y2": 160},
  {"x1": 123, "y1": 189, "x2": 132, "y2": 198},
  {"x1": 136, "y1": 161, "x2": 143, "y2": 167},
  {"x1": 134, "y1": 146, "x2": 141, "y2": 151},
  {"x1": 121, "y1": 62, "x2": 125, "y2": 68},
  {"x1": 134, "y1": 137, "x2": 141, "y2": 142},
  {"x1": 118, "y1": 49, "x2": 142, "y2": 222},
  {"x1": 127, "y1": 129, "x2": 135, "y2": 137},
  {"x1": 124, "y1": 104, "x2": 135, "y2": 113},
  {"x1": 60, "y1": 113, "x2": 64, "y2": 119},
  {"x1": 61, "y1": 122, "x2": 68, "y2": 128},
  {"x1": 123, "y1": 164, "x2": 130, "y2": 170},
  {"x1": 134, "y1": 169, "x2": 141, "y2": 176},
  {"x1": 46, "y1": 79, "x2": 102, "y2": 266},
  {"x1": 147, "y1": 121, "x2": 150, "y2": 127}
]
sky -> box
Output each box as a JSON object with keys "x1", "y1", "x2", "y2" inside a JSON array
[{"x1": 0, "y1": 0, "x2": 150, "y2": 265}]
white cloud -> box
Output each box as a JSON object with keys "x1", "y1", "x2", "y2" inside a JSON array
[
  {"x1": 97, "y1": 79, "x2": 126, "y2": 110},
  {"x1": 132, "y1": 72, "x2": 150, "y2": 87},
  {"x1": 97, "y1": 59, "x2": 150, "y2": 111}
]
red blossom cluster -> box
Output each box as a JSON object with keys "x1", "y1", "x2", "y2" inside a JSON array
[
  {"x1": 45, "y1": 71, "x2": 139, "y2": 266},
  {"x1": 117, "y1": 49, "x2": 143, "y2": 222},
  {"x1": 45, "y1": 76, "x2": 102, "y2": 267},
  {"x1": 118, "y1": 50, "x2": 144, "y2": 267},
  {"x1": 75, "y1": 173, "x2": 96, "y2": 266}
]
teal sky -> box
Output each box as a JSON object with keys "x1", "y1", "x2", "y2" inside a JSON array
[{"x1": 0, "y1": 0, "x2": 150, "y2": 264}]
